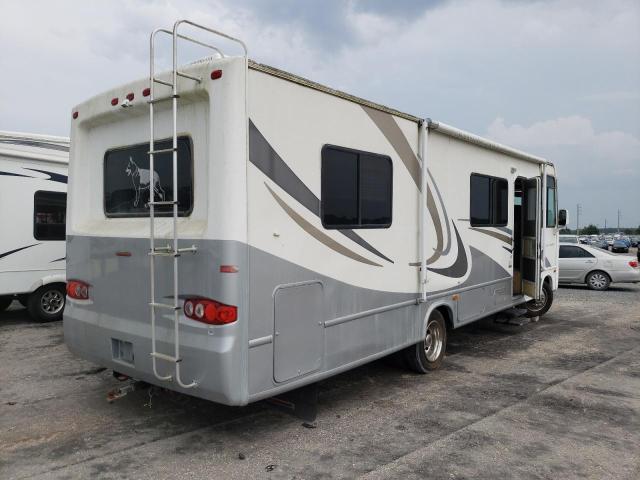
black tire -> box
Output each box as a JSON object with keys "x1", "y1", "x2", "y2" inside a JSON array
[
  {"x1": 27, "y1": 284, "x2": 66, "y2": 322},
  {"x1": 0, "y1": 295, "x2": 12, "y2": 312},
  {"x1": 525, "y1": 281, "x2": 553, "y2": 318},
  {"x1": 403, "y1": 310, "x2": 447, "y2": 373},
  {"x1": 586, "y1": 271, "x2": 611, "y2": 291}
]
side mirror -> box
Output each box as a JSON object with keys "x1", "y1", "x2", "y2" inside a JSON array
[{"x1": 558, "y1": 209, "x2": 568, "y2": 227}]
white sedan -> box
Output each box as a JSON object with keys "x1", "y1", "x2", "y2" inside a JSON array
[{"x1": 559, "y1": 243, "x2": 640, "y2": 290}]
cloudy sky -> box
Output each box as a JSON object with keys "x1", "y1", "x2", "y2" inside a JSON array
[{"x1": 1, "y1": 0, "x2": 638, "y2": 228}]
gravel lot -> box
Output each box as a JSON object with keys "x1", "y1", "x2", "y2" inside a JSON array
[{"x1": 1, "y1": 272, "x2": 639, "y2": 479}]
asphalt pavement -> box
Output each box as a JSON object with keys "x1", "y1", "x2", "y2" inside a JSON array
[{"x1": 1, "y1": 280, "x2": 639, "y2": 479}]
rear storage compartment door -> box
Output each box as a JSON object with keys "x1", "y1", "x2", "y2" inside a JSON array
[{"x1": 273, "y1": 282, "x2": 324, "y2": 383}]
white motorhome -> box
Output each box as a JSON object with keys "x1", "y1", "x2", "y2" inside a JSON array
[
  {"x1": 64, "y1": 21, "x2": 566, "y2": 406},
  {"x1": 0, "y1": 131, "x2": 69, "y2": 320}
]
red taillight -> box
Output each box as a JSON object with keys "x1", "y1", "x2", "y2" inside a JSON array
[
  {"x1": 210, "y1": 69, "x2": 222, "y2": 80},
  {"x1": 72, "y1": 111, "x2": 78, "y2": 119},
  {"x1": 126, "y1": 92, "x2": 134, "y2": 101},
  {"x1": 220, "y1": 265, "x2": 239, "y2": 273},
  {"x1": 111, "y1": 97, "x2": 118, "y2": 106},
  {"x1": 66, "y1": 280, "x2": 90, "y2": 300},
  {"x1": 630, "y1": 260, "x2": 639, "y2": 268},
  {"x1": 183, "y1": 297, "x2": 237, "y2": 325},
  {"x1": 142, "y1": 87, "x2": 151, "y2": 97}
]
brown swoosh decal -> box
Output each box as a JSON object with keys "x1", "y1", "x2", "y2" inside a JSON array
[
  {"x1": 361, "y1": 106, "x2": 421, "y2": 188},
  {"x1": 265, "y1": 183, "x2": 382, "y2": 267},
  {"x1": 426, "y1": 188, "x2": 443, "y2": 263},
  {"x1": 469, "y1": 227, "x2": 513, "y2": 245},
  {"x1": 362, "y1": 106, "x2": 447, "y2": 263},
  {"x1": 249, "y1": 120, "x2": 393, "y2": 264}
]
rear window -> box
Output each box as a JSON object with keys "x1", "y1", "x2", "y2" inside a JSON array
[{"x1": 103, "y1": 137, "x2": 193, "y2": 217}]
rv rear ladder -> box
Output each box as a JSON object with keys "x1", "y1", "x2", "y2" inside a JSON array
[{"x1": 146, "y1": 20, "x2": 247, "y2": 389}]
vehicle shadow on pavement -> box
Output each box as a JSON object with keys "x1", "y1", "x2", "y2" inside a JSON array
[
  {"x1": 0, "y1": 302, "x2": 46, "y2": 328},
  {"x1": 559, "y1": 285, "x2": 635, "y2": 292}
]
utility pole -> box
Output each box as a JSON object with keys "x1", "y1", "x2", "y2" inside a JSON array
[
  {"x1": 604, "y1": 218, "x2": 607, "y2": 231},
  {"x1": 576, "y1": 204, "x2": 582, "y2": 236},
  {"x1": 617, "y1": 209, "x2": 621, "y2": 233}
]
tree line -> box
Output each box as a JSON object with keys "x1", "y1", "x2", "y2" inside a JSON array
[{"x1": 560, "y1": 225, "x2": 640, "y2": 235}]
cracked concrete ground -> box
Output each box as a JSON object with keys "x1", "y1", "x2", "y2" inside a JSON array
[{"x1": 1, "y1": 283, "x2": 639, "y2": 479}]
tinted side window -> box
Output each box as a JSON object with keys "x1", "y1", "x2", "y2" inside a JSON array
[
  {"x1": 321, "y1": 148, "x2": 358, "y2": 227},
  {"x1": 321, "y1": 146, "x2": 392, "y2": 229},
  {"x1": 560, "y1": 246, "x2": 594, "y2": 258},
  {"x1": 494, "y1": 178, "x2": 509, "y2": 225},
  {"x1": 34, "y1": 191, "x2": 66, "y2": 241},
  {"x1": 546, "y1": 176, "x2": 557, "y2": 228},
  {"x1": 470, "y1": 175, "x2": 491, "y2": 225},
  {"x1": 359, "y1": 153, "x2": 393, "y2": 225},
  {"x1": 104, "y1": 136, "x2": 193, "y2": 217},
  {"x1": 470, "y1": 174, "x2": 508, "y2": 227}
]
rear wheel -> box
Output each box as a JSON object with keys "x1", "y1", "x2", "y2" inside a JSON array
[
  {"x1": 404, "y1": 310, "x2": 447, "y2": 373},
  {"x1": 0, "y1": 295, "x2": 12, "y2": 312},
  {"x1": 27, "y1": 284, "x2": 66, "y2": 322},
  {"x1": 525, "y1": 281, "x2": 553, "y2": 317},
  {"x1": 586, "y1": 271, "x2": 610, "y2": 291}
]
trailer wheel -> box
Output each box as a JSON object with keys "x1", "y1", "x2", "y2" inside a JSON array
[
  {"x1": 404, "y1": 310, "x2": 447, "y2": 373},
  {"x1": 27, "y1": 284, "x2": 66, "y2": 322},
  {"x1": 525, "y1": 281, "x2": 553, "y2": 317},
  {"x1": 0, "y1": 295, "x2": 12, "y2": 312}
]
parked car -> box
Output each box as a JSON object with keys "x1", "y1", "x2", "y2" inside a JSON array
[
  {"x1": 630, "y1": 236, "x2": 639, "y2": 247},
  {"x1": 612, "y1": 239, "x2": 629, "y2": 253},
  {"x1": 559, "y1": 235, "x2": 579, "y2": 244},
  {"x1": 559, "y1": 243, "x2": 640, "y2": 290},
  {"x1": 592, "y1": 239, "x2": 609, "y2": 250}
]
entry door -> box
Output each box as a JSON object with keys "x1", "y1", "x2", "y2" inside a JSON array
[
  {"x1": 522, "y1": 177, "x2": 541, "y2": 299},
  {"x1": 273, "y1": 282, "x2": 324, "y2": 383}
]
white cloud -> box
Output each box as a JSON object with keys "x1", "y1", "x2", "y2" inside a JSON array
[
  {"x1": 487, "y1": 116, "x2": 640, "y2": 164},
  {"x1": 0, "y1": 0, "x2": 638, "y2": 225}
]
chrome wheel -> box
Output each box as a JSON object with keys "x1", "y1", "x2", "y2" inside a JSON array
[
  {"x1": 588, "y1": 272, "x2": 608, "y2": 290},
  {"x1": 424, "y1": 318, "x2": 444, "y2": 362},
  {"x1": 527, "y1": 288, "x2": 547, "y2": 313},
  {"x1": 41, "y1": 289, "x2": 64, "y2": 314}
]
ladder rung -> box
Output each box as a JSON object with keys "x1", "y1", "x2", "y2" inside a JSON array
[
  {"x1": 148, "y1": 147, "x2": 176, "y2": 155},
  {"x1": 151, "y1": 352, "x2": 181, "y2": 363},
  {"x1": 148, "y1": 200, "x2": 177, "y2": 206},
  {"x1": 177, "y1": 71, "x2": 201, "y2": 83},
  {"x1": 149, "y1": 302, "x2": 180, "y2": 311},
  {"x1": 148, "y1": 94, "x2": 180, "y2": 104},
  {"x1": 149, "y1": 251, "x2": 179, "y2": 257},
  {"x1": 153, "y1": 78, "x2": 174, "y2": 87},
  {"x1": 177, "y1": 246, "x2": 198, "y2": 254}
]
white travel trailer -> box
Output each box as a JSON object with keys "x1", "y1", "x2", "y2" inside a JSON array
[
  {"x1": 0, "y1": 131, "x2": 69, "y2": 320},
  {"x1": 64, "y1": 21, "x2": 567, "y2": 407}
]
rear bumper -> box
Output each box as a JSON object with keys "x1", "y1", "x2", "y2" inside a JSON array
[
  {"x1": 610, "y1": 270, "x2": 640, "y2": 283},
  {"x1": 64, "y1": 301, "x2": 248, "y2": 405}
]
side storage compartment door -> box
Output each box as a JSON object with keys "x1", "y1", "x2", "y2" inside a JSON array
[{"x1": 273, "y1": 281, "x2": 324, "y2": 383}]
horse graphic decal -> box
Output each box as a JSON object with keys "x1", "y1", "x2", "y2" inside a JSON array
[{"x1": 125, "y1": 157, "x2": 165, "y2": 207}]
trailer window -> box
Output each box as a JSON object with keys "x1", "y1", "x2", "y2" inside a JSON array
[
  {"x1": 33, "y1": 191, "x2": 66, "y2": 241},
  {"x1": 546, "y1": 176, "x2": 557, "y2": 227},
  {"x1": 321, "y1": 145, "x2": 392, "y2": 229},
  {"x1": 470, "y1": 174, "x2": 508, "y2": 227},
  {"x1": 104, "y1": 137, "x2": 193, "y2": 217}
]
